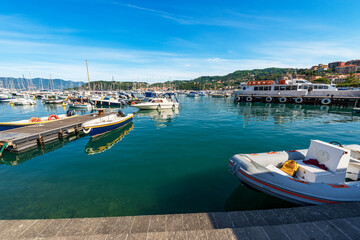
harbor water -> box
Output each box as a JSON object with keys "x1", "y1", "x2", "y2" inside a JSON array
[{"x1": 0, "y1": 96, "x2": 360, "y2": 219}]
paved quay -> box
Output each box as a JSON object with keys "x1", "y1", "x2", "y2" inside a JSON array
[{"x1": 0, "y1": 202, "x2": 360, "y2": 240}]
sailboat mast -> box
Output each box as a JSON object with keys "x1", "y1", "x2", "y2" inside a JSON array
[{"x1": 86, "y1": 60, "x2": 91, "y2": 94}]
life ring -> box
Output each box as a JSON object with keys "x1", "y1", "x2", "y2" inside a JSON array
[
  {"x1": 246, "y1": 97, "x2": 252, "y2": 102},
  {"x1": 131, "y1": 102, "x2": 135, "y2": 105},
  {"x1": 235, "y1": 96, "x2": 241, "y2": 101},
  {"x1": 294, "y1": 97, "x2": 303, "y2": 104},
  {"x1": 265, "y1": 97, "x2": 272, "y2": 102},
  {"x1": 29, "y1": 117, "x2": 41, "y2": 123},
  {"x1": 321, "y1": 98, "x2": 331, "y2": 105},
  {"x1": 48, "y1": 114, "x2": 59, "y2": 120},
  {"x1": 279, "y1": 97, "x2": 287, "y2": 103}
]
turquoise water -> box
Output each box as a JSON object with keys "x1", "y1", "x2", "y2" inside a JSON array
[{"x1": 0, "y1": 96, "x2": 360, "y2": 219}]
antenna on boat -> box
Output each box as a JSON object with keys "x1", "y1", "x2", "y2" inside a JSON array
[{"x1": 86, "y1": 60, "x2": 91, "y2": 95}]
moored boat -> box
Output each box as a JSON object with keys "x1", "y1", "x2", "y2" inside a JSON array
[
  {"x1": 10, "y1": 94, "x2": 36, "y2": 105},
  {"x1": 229, "y1": 140, "x2": 360, "y2": 205},
  {"x1": 82, "y1": 110, "x2": 133, "y2": 137},
  {"x1": 0, "y1": 111, "x2": 78, "y2": 131},
  {"x1": 132, "y1": 93, "x2": 179, "y2": 110}
]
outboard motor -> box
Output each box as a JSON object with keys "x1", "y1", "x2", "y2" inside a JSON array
[
  {"x1": 118, "y1": 110, "x2": 126, "y2": 117},
  {"x1": 66, "y1": 109, "x2": 75, "y2": 117}
]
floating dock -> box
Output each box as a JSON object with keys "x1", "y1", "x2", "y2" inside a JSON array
[
  {"x1": 0, "y1": 113, "x2": 112, "y2": 153},
  {"x1": 234, "y1": 94, "x2": 360, "y2": 107},
  {"x1": 0, "y1": 202, "x2": 359, "y2": 239}
]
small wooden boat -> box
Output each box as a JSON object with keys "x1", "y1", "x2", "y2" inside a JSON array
[
  {"x1": 0, "y1": 111, "x2": 78, "y2": 131},
  {"x1": 82, "y1": 110, "x2": 133, "y2": 137},
  {"x1": 229, "y1": 140, "x2": 360, "y2": 205}
]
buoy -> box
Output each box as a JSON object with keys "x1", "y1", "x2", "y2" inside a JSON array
[
  {"x1": 48, "y1": 114, "x2": 59, "y2": 120},
  {"x1": 246, "y1": 97, "x2": 252, "y2": 102},
  {"x1": 265, "y1": 97, "x2": 272, "y2": 102}
]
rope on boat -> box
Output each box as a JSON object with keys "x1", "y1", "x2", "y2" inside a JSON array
[{"x1": 0, "y1": 142, "x2": 8, "y2": 157}]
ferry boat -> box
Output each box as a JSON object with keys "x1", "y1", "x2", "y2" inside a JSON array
[
  {"x1": 82, "y1": 111, "x2": 133, "y2": 137},
  {"x1": 229, "y1": 140, "x2": 360, "y2": 205},
  {"x1": 235, "y1": 79, "x2": 360, "y2": 99},
  {"x1": 0, "y1": 111, "x2": 78, "y2": 131},
  {"x1": 132, "y1": 93, "x2": 179, "y2": 110}
]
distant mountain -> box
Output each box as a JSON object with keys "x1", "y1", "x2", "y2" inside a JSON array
[{"x1": 0, "y1": 77, "x2": 85, "y2": 90}]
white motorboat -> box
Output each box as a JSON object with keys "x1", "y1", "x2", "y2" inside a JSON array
[
  {"x1": 43, "y1": 95, "x2": 64, "y2": 104},
  {"x1": 229, "y1": 140, "x2": 360, "y2": 205},
  {"x1": 10, "y1": 94, "x2": 36, "y2": 105},
  {"x1": 0, "y1": 93, "x2": 13, "y2": 102},
  {"x1": 132, "y1": 93, "x2": 179, "y2": 110},
  {"x1": 67, "y1": 100, "x2": 93, "y2": 109}
]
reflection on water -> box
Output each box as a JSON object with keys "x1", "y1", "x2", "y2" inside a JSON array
[
  {"x1": 135, "y1": 109, "x2": 179, "y2": 128},
  {"x1": 236, "y1": 102, "x2": 360, "y2": 125},
  {"x1": 85, "y1": 123, "x2": 134, "y2": 155},
  {"x1": 1, "y1": 134, "x2": 83, "y2": 166}
]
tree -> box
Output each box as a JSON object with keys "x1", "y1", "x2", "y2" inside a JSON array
[{"x1": 312, "y1": 78, "x2": 330, "y2": 84}]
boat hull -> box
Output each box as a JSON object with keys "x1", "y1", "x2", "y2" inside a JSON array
[
  {"x1": 85, "y1": 115, "x2": 133, "y2": 137},
  {"x1": 134, "y1": 103, "x2": 178, "y2": 110}
]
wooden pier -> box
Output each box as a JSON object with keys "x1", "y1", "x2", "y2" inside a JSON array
[
  {"x1": 0, "y1": 113, "x2": 111, "y2": 153},
  {"x1": 234, "y1": 94, "x2": 360, "y2": 107}
]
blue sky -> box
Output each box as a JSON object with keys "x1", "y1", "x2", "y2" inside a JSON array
[{"x1": 0, "y1": 0, "x2": 360, "y2": 82}]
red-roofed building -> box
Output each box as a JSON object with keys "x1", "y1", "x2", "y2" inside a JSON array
[
  {"x1": 346, "y1": 59, "x2": 360, "y2": 67},
  {"x1": 329, "y1": 61, "x2": 345, "y2": 69}
]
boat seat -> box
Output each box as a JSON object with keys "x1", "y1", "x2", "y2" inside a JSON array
[{"x1": 295, "y1": 160, "x2": 345, "y2": 184}]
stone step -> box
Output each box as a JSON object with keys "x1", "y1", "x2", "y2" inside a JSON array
[
  {"x1": 7, "y1": 219, "x2": 360, "y2": 240},
  {"x1": 1, "y1": 202, "x2": 360, "y2": 239}
]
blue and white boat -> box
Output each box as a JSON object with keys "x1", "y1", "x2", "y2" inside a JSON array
[{"x1": 82, "y1": 111, "x2": 133, "y2": 138}]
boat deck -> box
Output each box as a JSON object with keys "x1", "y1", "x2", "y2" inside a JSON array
[
  {"x1": 0, "y1": 113, "x2": 112, "y2": 153},
  {"x1": 0, "y1": 202, "x2": 359, "y2": 239}
]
